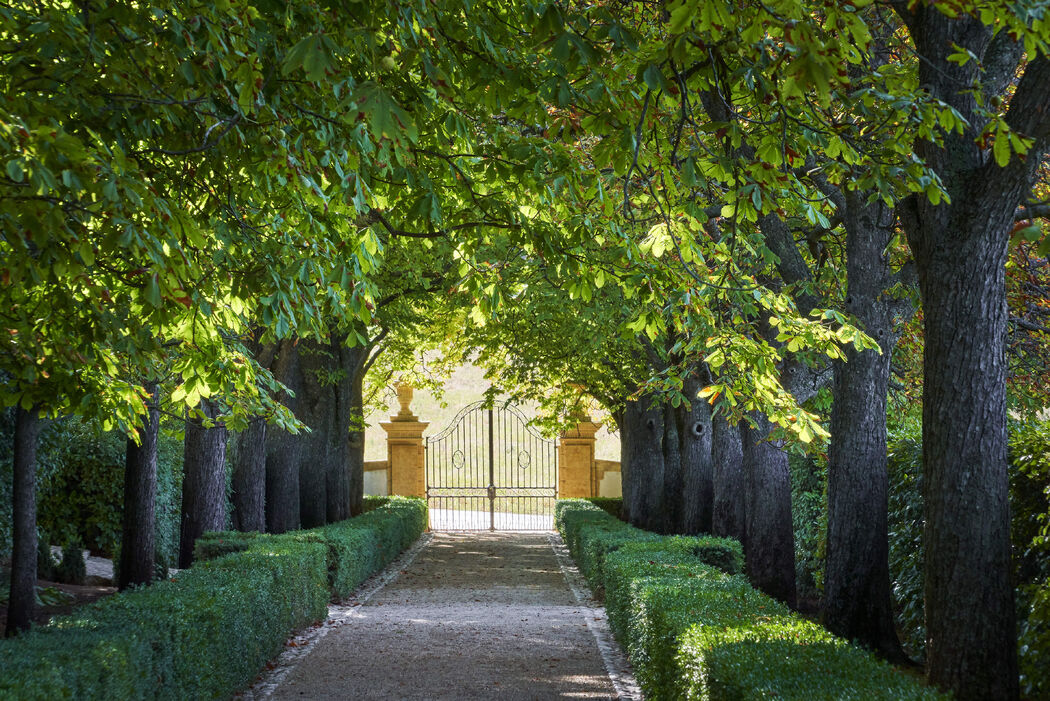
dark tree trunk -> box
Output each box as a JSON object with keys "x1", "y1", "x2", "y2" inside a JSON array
[
  {"x1": 296, "y1": 339, "x2": 333, "y2": 529},
  {"x1": 888, "y1": 9, "x2": 1050, "y2": 696},
  {"x1": 119, "y1": 384, "x2": 159, "y2": 590},
  {"x1": 712, "y1": 416, "x2": 746, "y2": 546},
  {"x1": 660, "y1": 400, "x2": 683, "y2": 534},
  {"x1": 179, "y1": 401, "x2": 228, "y2": 569},
  {"x1": 232, "y1": 419, "x2": 266, "y2": 532},
  {"x1": 679, "y1": 374, "x2": 713, "y2": 534},
  {"x1": 824, "y1": 195, "x2": 907, "y2": 662},
  {"x1": 338, "y1": 345, "x2": 368, "y2": 520},
  {"x1": 5, "y1": 406, "x2": 41, "y2": 637},
  {"x1": 741, "y1": 414, "x2": 796, "y2": 608},
  {"x1": 231, "y1": 341, "x2": 276, "y2": 533},
  {"x1": 266, "y1": 339, "x2": 302, "y2": 534},
  {"x1": 620, "y1": 396, "x2": 665, "y2": 531}
]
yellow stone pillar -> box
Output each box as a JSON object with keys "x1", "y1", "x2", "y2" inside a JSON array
[
  {"x1": 558, "y1": 419, "x2": 600, "y2": 498},
  {"x1": 381, "y1": 384, "x2": 428, "y2": 497}
]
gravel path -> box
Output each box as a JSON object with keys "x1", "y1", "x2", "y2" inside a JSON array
[{"x1": 247, "y1": 532, "x2": 641, "y2": 700}]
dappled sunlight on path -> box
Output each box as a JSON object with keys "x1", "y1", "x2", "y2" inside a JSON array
[{"x1": 247, "y1": 532, "x2": 640, "y2": 700}]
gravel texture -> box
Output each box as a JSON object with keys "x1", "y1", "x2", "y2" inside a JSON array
[{"x1": 249, "y1": 531, "x2": 641, "y2": 700}]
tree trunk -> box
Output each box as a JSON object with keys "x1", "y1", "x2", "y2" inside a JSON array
[
  {"x1": 339, "y1": 344, "x2": 368, "y2": 519},
  {"x1": 266, "y1": 339, "x2": 302, "y2": 534},
  {"x1": 679, "y1": 374, "x2": 713, "y2": 534},
  {"x1": 232, "y1": 419, "x2": 266, "y2": 532},
  {"x1": 660, "y1": 400, "x2": 683, "y2": 534},
  {"x1": 712, "y1": 416, "x2": 746, "y2": 546},
  {"x1": 5, "y1": 406, "x2": 41, "y2": 637},
  {"x1": 620, "y1": 396, "x2": 665, "y2": 531},
  {"x1": 231, "y1": 340, "x2": 276, "y2": 533},
  {"x1": 119, "y1": 383, "x2": 159, "y2": 590},
  {"x1": 179, "y1": 400, "x2": 228, "y2": 569},
  {"x1": 741, "y1": 414, "x2": 796, "y2": 608},
  {"x1": 296, "y1": 339, "x2": 333, "y2": 529},
  {"x1": 824, "y1": 195, "x2": 907, "y2": 662},
  {"x1": 889, "y1": 9, "x2": 1050, "y2": 695}
]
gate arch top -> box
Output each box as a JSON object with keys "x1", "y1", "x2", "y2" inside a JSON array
[{"x1": 425, "y1": 401, "x2": 557, "y2": 531}]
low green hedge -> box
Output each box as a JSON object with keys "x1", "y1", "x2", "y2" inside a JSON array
[
  {"x1": 0, "y1": 497, "x2": 427, "y2": 700},
  {"x1": 555, "y1": 499, "x2": 943, "y2": 700}
]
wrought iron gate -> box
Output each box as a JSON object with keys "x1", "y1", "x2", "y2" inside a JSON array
[{"x1": 426, "y1": 401, "x2": 557, "y2": 530}]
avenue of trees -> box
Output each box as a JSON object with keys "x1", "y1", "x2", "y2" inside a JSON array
[{"x1": 3, "y1": 2, "x2": 1050, "y2": 699}]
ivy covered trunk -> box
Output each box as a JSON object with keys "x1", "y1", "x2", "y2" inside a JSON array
[
  {"x1": 5, "y1": 406, "x2": 41, "y2": 637},
  {"x1": 119, "y1": 383, "x2": 159, "y2": 590},
  {"x1": 266, "y1": 339, "x2": 302, "y2": 534},
  {"x1": 179, "y1": 400, "x2": 228, "y2": 569},
  {"x1": 824, "y1": 196, "x2": 906, "y2": 662},
  {"x1": 711, "y1": 417, "x2": 746, "y2": 546},
  {"x1": 741, "y1": 414, "x2": 796, "y2": 608}
]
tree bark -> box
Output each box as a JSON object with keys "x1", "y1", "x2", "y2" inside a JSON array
[
  {"x1": 5, "y1": 406, "x2": 41, "y2": 637},
  {"x1": 231, "y1": 340, "x2": 277, "y2": 533},
  {"x1": 620, "y1": 396, "x2": 666, "y2": 531},
  {"x1": 337, "y1": 344, "x2": 368, "y2": 520},
  {"x1": 266, "y1": 339, "x2": 302, "y2": 534},
  {"x1": 741, "y1": 414, "x2": 796, "y2": 608},
  {"x1": 296, "y1": 339, "x2": 333, "y2": 529},
  {"x1": 888, "y1": 8, "x2": 1050, "y2": 696},
  {"x1": 179, "y1": 400, "x2": 228, "y2": 569},
  {"x1": 119, "y1": 383, "x2": 159, "y2": 590},
  {"x1": 679, "y1": 374, "x2": 713, "y2": 534},
  {"x1": 232, "y1": 418, "x2": 266, "y2": 532},
  {"x1": 824, "y1": 195, "x2": 907, "y2": 662},
  {"x1": 712, "y1": 416, "x2": 746, "y2": 546}
]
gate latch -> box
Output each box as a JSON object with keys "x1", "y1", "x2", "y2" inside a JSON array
[{"x1": 487, "y1": 485, "x2": 496, "y2": 500}]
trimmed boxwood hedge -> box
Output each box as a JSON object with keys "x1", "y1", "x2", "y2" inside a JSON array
[
  {"x1": 0, "y1": 496, "x2": 427, "y2": 700},
  {"x1": 555, "y1": 499, "x2": 945, "y2": 700}
]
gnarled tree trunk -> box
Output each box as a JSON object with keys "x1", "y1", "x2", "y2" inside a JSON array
[
  {"x1": 179, "y1": 400, "x2": 228, "y2": 568},
  {"x1": 119, "y1": 383, "x2": 159, "y2": 590}
]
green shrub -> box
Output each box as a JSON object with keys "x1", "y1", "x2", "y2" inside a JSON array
[
  {"x1": 55, "y1": 537, "x2": 87, "y2": 586},
  {"x1": 583, "y1": 497, "x2": 622, "y2": 519},
  {"x1": 36, "y1": 537, "x2": 56, "y2": 581},
  {"x1": 0, "y1": 497, "x2": 427, "y2": 700},
  {"x1": 789, "y1": 452, "x2": 826, "y2": 603},
  {"x1": 1020, "y1": 577, "x2": 1050, "y2": 699},
  {"x1": 556, "y1": 499, "x2": 943, "y2": 701}
]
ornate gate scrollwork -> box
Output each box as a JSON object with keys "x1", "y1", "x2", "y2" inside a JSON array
[{"x1": 425, "y1": 401, "x2": 557, "y2": 530}]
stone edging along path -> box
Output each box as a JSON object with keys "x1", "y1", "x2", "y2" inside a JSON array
[{"x1": 238, "y1": 531, "x2": 642, "y2": 700}]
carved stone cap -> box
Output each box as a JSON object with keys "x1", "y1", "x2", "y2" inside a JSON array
[{"x1": 393, "y1": 382, "x2": 417, "y2": 421}]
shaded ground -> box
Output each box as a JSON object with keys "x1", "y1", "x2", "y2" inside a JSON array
[
  {"x1": 0, "y1": 578, "x2": 116, "y2": 631},
  {"x1": 257, "y1": 532, "x2": 639, "y2": 700}
]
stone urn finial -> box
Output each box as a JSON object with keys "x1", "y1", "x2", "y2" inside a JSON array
[{"x1": 395, "y1": 382, "x2": 416, "y2": 420}]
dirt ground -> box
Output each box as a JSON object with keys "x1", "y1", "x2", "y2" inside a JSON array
[
  {"x1": 252, "y1": 532, "x2": 641, "y2": 700},
  {"x1": 0, "y1": 578, "x2": 116, "y2": 631}
]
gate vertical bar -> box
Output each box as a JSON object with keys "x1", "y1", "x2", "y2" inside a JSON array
[{"x1": 488, "y1": 407, "x2": 495, "y2": 531}]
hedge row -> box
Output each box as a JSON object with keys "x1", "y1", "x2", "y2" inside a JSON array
[
  {"x1": 555, "y1": 499, "x2": 944, "y2": 700},
  {"x1": 0, "y1": 496, "x2": 427, "y2": 700}
]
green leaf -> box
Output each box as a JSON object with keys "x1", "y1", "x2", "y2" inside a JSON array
[{"x1": 6, "y1": 160, "x2": 24, "y2": 183}]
